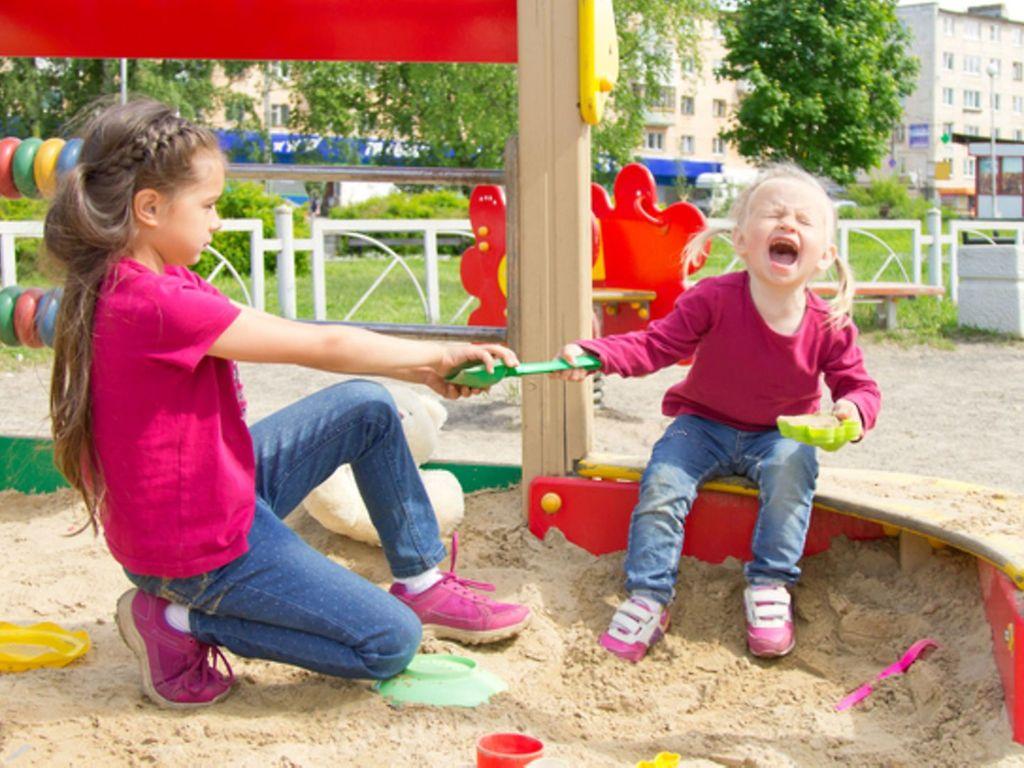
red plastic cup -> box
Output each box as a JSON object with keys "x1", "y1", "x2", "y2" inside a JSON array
[{"x1": 476, "y1": 733, "x2": 544, "y2": 767}]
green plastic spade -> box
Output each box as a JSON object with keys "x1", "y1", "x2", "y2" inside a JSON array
[{"x1": 446, "y1": 353, "x2": 601, "y2": 388}]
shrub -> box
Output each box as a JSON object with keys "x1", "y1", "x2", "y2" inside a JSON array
[
  {"x1": 207, "y1": 182, "x2": 310, "y2": 277},
  {"x1": 327, "y1": 190, "x2": 471, "y2": 257},
  {"x1": 330, "y1": 190, "x2": 469, "y2": 220},
  {"x1": 843, "y1": 176, "x2": 932, "y2": 220}
]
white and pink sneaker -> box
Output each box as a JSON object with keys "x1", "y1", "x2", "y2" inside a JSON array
[
  {"x1": 743, "y1": 584, "x2": 795, "y2": 658},
  {"x1": 599, "y1": 595, "x2": 670, "y2": 662}
]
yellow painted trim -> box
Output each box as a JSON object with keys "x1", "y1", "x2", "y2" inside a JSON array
[{"x1": 578, "y1": 0, "x2": 618, "y2": 125}]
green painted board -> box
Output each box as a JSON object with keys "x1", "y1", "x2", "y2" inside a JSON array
[
  {"x1": 0, "y1": 436, "x2": 521, "y2": 495},
  {"x1": 0, "y1": 436, "x2": 68, "y2": 494}
]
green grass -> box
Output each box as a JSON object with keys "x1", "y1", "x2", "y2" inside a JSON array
[{"x1": 212, "y1": 255, "x2": 474, "y2": 325}]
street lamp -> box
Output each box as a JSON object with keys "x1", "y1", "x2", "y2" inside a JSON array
[{"x1": 986, "y1": 60, "x2": 999, "y2": 218}]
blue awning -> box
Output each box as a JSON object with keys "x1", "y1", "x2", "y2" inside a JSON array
[
  {"x1": 639, "y1": 157, "x2": 722, "y2": 183},
  {"x1": 215, "y1": 130, "x2": 430, "y2": 166}
]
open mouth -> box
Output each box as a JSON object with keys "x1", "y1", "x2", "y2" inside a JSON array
[{"x1": 768, "y1": 239, "x2": 798, "y2": 267}]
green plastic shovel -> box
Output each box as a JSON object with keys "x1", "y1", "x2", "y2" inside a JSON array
[{"x1": 446, "y1": 353, "x2": 601, "y2": 388}]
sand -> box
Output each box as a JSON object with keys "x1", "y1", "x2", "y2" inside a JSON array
[{"x1": 2, "y1": 338, "x2": 1024, "y2": 766}]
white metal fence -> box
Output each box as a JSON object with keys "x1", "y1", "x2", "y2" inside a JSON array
[{"x1": 4, "y1": 211, "x2": 1021, "y2": 319}]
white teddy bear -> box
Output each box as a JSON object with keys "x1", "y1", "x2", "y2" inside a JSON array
[{"x1": 302, "y1": 383, "x2": 465, "y2": 545}]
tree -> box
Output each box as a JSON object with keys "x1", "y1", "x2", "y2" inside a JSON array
[
  {"x1": 289, "y1": 0, "x2": 715, "y2": 174},
  {"x1": 0, "y1": 58, "x2": 236, "y2": 139},
  {"x1": 718, "y1": 0, "x2": 918, "y2": 183}
]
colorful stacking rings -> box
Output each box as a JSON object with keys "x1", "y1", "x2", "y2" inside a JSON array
[
  {"x1": 34, "y1": 138, "x2": 66, "y2": 198},
  {"x1": 35, "y1": 288, "x2": 62, "y2": 347},
  {"x1": 12, "y1": 137, "x2": 43, "y2": 198},
  {"x1": 56, "y1": 138, "x2": 83, "y2": 180},
  {"x1": 0, "y1": 137, "x2": 22, "y2": 199},
  {"x1": 13, "y1": 287, "x2": 45, "y2": 348},
  {"x1": 0, "y1": 136, "x2": 82, "y2": 199},
  {"x1": 0, "y1": 285, "x2": 26, "y2": 346},
  {"x1": 0, "y1": 285, "x2": 62, "y2": 348}
]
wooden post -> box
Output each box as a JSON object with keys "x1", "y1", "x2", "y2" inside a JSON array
[{"x1": 515, "y1": 1, "x2": 593, "y2": 500}]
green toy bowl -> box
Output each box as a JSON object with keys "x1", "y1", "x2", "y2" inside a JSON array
[
  {"x1": 777, "y1": 414, "x2": 861, "y2": 452},
  {"x1": 374, "y1": 653, "x2": 507, "y2": 707}
]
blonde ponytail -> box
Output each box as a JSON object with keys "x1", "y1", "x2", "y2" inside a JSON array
[
  {"x1": 827, "y1": 255, "x2": 856, "y2": 328},
  {"x1": 681, "y1": 224, "x2": 730, "y2": 286}
]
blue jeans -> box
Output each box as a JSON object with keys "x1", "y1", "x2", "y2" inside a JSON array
[
  {"x1": 126, "y1": 380, "x2": 447, "y2": 680},
  {"x1": 626, "y1": 414, "x2": 818, "y2": 605}
]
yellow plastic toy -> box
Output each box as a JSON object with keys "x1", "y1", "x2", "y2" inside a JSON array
[
  {"x1": 0, "y1": 621, "x2": 90, "y2": 672},
  {"x1": 636, "y1": 752, "x2": 681, "y2": 768}
]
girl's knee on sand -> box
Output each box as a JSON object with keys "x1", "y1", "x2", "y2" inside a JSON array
[{"x1": 361, "y1": 606, "x2": 423, "y2": 680}]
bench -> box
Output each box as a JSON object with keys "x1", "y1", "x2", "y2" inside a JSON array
[{"x1": 811, "y1": 281, "x2": 945, "y2": 330}]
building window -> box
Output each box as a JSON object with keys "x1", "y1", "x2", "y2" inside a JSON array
[
  {"x1": 965, "y1": 124, "x2": 981, "y2": 137},
  {"x1": 270, "y1": 103, "x2": 289, "y2": 127},
  {"x1": 680, "y1": 135, "x2": 695, "y2": 155},
  {"x1": 712, "y1": 137, "x2": 726, "y2": 155},
  {"x1": 680, "y1": 96, "x2": 694, "y2": 115},
  {"x1": 964, "y1": 89, "x2": 982, "y2": 110},
  {"x1": 965, "y1": 157, "x2": 976, "y2": 177},
  {"x1": 1015, "y1": 28, "x2": 1024, "y2": 46},
  {"x1": 644, "y1": 130, "x2": 665, "y2": 151},
  {"x1": 964, "y1": 20, "x2": 980, "y2": 40},
  {"x1": 943, "y1": 87, "x2": 955, "y2": 106},
  {"x1": 1003, "y1": 157, "x2": 1023, "y2": 195},
  {"x1": 990, "y1": 24, "x2": 1001, "y2": 42},
  {"x1": 894, "y1": 124, "x2": 906, "y2": 143},
  {"x1": 1016, "y1": 129, "x2": 1023, "y2": 141},
  {"x1": 1014, "y1": 96, "x2": 1024, "y2": 113},
  {"x1": 964, "y1": 55, "x2": 981, "y2": 75},
  {"x1": 712, "y1": 99, "x2": 727, "y2": 117},
  {"x1": 681, "y1": 57, "x2": 696, "y2": 74},
  {"x1": 993, "y1": 93, "x2": 1001, "y2": 111},
  {"x1": 1013, "y1": 62, "x2": 1023, "y2": 81},
  {"x1": 995, "y1": 128, "x2": 1001, "y2": 139},
  {"x1": 942, "y1": 16, "x2": 955, "y2": 36},
  {"x1": 943, "y1": 122, "x2": 955, "y2": 136},
  {"x1": 651, "y1": 86, "x2": 676, "y2": 112},
  {"x1": 990, "y1": 58, "x2": 1001, "y2": 78},
  {"x1": 943, "y1": 52, "x2": 955, "y2": 70}
]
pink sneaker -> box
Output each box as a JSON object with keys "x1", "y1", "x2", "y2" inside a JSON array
[
  {"x1": 389, "y1": 534, "x2": 531, "y2": 644},
  {"x1": 599, "y1": 596, "x2": 670, "y2": 662},
  {"x1": 115, "y1": 589, "x2": 235, "y2": 708},
  {"x1": 744, "y1": 584, "x2": 795, "y2": 658}
]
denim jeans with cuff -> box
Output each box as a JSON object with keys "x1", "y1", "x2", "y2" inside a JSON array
[
  {"x1": 625, "y1": 413, "x2": 818, "y2": 607},
  {"x1": 126, "y1": 379, "x2": 447, "y2": 680}
]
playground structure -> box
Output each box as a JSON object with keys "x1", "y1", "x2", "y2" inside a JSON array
[{"x1": 2, "y1": 0, "x2": 1024, "y2": 750}]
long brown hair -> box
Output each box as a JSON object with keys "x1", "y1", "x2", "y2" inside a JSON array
[
  {"x1": 683, "y1": 163, "x2": 855, "y2": 327},
  {"x1": 45, "y1": 98, "x2": 220, "y2": 531}
]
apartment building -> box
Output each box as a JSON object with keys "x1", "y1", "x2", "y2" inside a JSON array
[
  {"x1": 894, "y1": 2, "x2": 1024, "y2": 211},
  {"x1": 637, "y1": 21, "x2": 755, "y2": 205}
]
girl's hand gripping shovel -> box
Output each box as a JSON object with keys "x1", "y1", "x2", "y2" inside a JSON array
[{"x1": 445, "y1": 354, "x2": 601, "y2": 388}]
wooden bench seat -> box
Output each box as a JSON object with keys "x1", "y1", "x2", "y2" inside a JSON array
[{"x1": 811, "y1": 281, "x2": 945, "y2": 330}]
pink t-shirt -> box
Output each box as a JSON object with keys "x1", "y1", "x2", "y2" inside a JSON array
[
  {"x1": 91, "y1": 258, "x2": 254, "y2": 577},
  {"x1": 579, "y1": 271, "x2": 881, "y2": 432}
]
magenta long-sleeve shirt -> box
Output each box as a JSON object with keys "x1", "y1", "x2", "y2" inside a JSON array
[{"x1": 578, "y1": 271, "x2": 881, "y2": 432}]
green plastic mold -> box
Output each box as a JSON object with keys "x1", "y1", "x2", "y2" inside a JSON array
[
  {"x1": 777, "y1": 414, "x2": 861, "y2": 452},
  {"x1": 374, "y1": 653, "x2": 507, "y2": 707}
]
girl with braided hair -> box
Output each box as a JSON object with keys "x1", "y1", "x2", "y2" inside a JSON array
[{"x1": 45, "y1": 99, "x2": 530, "y2": 708}]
